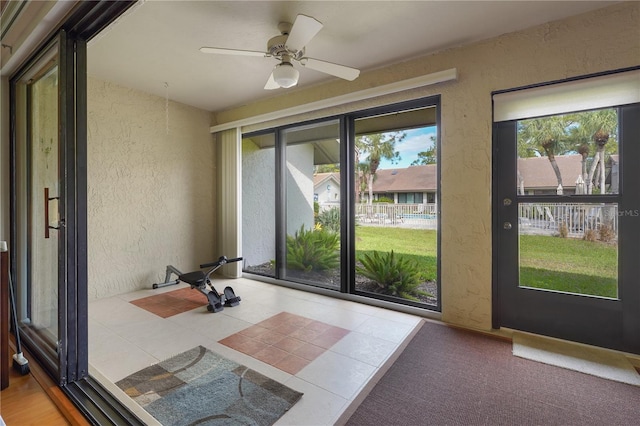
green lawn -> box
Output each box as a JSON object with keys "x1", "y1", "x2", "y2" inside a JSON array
[
  {"x1": 519, "y1": 234, "x2": 617, "y2": 298},
  {"x1": 355, "y1": 226, "x2": 618, "y2": 298},
  {"x1": 355, "y1": 227, "x2": 437, "y2": 281}
]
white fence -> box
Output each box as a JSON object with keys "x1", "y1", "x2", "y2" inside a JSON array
[
  {"x1": 355, "y1": 203, "x2": 437, "y2": 228},
  {"x1": 518, "y1": 203, "x2": 618, "y2": 238},
  {"x1": 353, "y1": 202, "x2": 618, "y2": 239}
]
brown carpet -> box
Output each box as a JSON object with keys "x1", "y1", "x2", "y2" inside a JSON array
[{"x1": 343, "y1": 321, "x2": 639, "y2": 425}]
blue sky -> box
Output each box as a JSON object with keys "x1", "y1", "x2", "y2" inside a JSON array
[{"x1": 376, "y1": 126, "x2": 437, "y2": 169}]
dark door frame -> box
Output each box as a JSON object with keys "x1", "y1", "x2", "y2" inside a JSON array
[{"x1": 492, "y1": 85, "x2": 640, "y2": 353}]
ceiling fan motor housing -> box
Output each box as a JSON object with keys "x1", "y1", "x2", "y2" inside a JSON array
[{"x1": 267, "y1": 34, "x2": 304, "y2": 60}]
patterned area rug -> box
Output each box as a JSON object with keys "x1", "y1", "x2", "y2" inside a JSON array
[{"x1": 116, "y1": 346, "x2": 303, "y2": 426}]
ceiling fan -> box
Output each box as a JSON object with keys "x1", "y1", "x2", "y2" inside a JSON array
[{"x1": 200, "y1": 14, "x2": 360, "y2": 90}]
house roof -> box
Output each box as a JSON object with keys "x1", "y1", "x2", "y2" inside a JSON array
[
  {"x1": 314, "y1": 172, "x2": 340, "y2": 188},
  {"x1": 370, "y1": 155, "x2": 598, "y2": 193},
  {"x1": 373, "y1": 165, "x2": 438, "y2": 193},
  {"x1": 517, "y1": 154, "x2": 583, "y2": 189}
]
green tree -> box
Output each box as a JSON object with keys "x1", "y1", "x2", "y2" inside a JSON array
[
  {"x1": 315, "y1": 164, "x2": 340, "y2": 173},
  {"x1": 356, "y1": 161, "x2": 371, "y2": 204},
  {"x1": 518, "y1": 116, "x2": 571, "y2": 191},
  {"x1": 565, "y1": 109, "x2": 618, "y2": 187},
  {"x1": 410, "y1": 136, "x2": 437, "y2": 165},
  {"x1": 517, "y1": 109, "x2": 618, "y2": 195},
  {"x1": 356, "y1": 132, "x2": 404, "y2": 204}
]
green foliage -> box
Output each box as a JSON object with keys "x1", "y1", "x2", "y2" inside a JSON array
[
  {"x1": 355, "y1": 227, "x2": 437, "y2": 281},
  {"x1": 287, "y1": 225, "x2": 340, "y2": 272},
  {"x1": 517, "y1": 109, "x2": 618, "y2": 159},
  {"x1": 373, "y1": 196, "x2": 394, "y2": 204},
  {"x1": 356, "y1": 132, "x2": 405, "y2": 173},
  {"x1": 315, "y1": 164, "x2": 340, "y2": 173},
  {"x1": 410, "y1": 136, "x2": 437, "y2": 165},
  {"x1": 316, "y1": 207, "x2": 341, "y2": 233},
  {"x1": 356, "y1": 250, "x2": 430, "y2": 301}
]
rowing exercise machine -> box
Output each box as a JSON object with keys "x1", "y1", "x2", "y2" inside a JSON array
[{"x1": 152, "y1": 256, "x2": 242, "y2": 313}]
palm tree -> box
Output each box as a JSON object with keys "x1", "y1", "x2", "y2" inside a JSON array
[
  {"x1": 356, "y1": 161, "x2": 371, "y2": 204},
  {"x1": 565, "y1": 109, "x2": 618, "y2": 193},
  {"x1": 518, "y1": 116, "x2": 570, "y2": 191},
  {"x1": 356, "y1": 132, "x2": 404, "y2": 204},
  {"x1": 579, "y1": 109, "x2": 617, "y2": 194}
]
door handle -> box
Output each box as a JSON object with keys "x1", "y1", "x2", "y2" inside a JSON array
[
  {"x1": 503, "y1": 222, "x2": 512, "y2": 230},
  {"x1": 44, "y1": 187, "x2": 60, "y2": 239}
]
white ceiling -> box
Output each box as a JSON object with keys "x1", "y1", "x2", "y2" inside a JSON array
[{"x1": 87, "y1": 0, "x2": 617, "y2": 113}]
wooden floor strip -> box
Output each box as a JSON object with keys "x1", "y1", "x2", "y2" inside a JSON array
[{"x1": 1, "y1": 340, "x2": 88, "y2": 425}]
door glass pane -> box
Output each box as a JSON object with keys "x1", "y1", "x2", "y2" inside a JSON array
[
  {"x1": 518, "y1": 202, "x2": 618, "y2": 298},
  {"x1": 517, "y1": 108, "x2": 618, "y2": 196},
  {"x1": 242, "y1": 132, "x2": 276, "y2": 278},
  {"x1": 516, "y1": 108, "x2": 620, "y2": 299},
  {"x1": 15, "y1": 64, "x2": 60, "y2": 348},
  {"x1": 354, "y1": 106, "x2": 438, "y2": 306},
  {"x1": 283, "y1": 120, "x2": 341, "y2": 290}
]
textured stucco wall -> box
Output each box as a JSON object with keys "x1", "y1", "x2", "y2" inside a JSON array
[
  {"x1": 241, "y1": 139, "x2": 276, "y2": 267},
  {"x1": 241, "y1": 140, "x2": 315, "y2": 267},
  {"x1": 286, "y1": 144, "x2": 315, "y2": 235},
  {"x1": 213, "y1": 3, "x2": 640, "y2": 331},
  {"x1": 87, "y1": 78, "x2": 215, "y2": 300}
]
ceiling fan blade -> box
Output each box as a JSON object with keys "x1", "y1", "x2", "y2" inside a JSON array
[
  {"x1": 301, "y1": 58, "x2": 360, "y2": 81},
  {"x1": 285, "y1": 14, "x2": 323, "y2": 52},
  {"x1": 199, "y1": 46, "x2": 267, "y2": 57},
  {"x1": 264, "y1": 71, "x2": 280, "y2": 90}
]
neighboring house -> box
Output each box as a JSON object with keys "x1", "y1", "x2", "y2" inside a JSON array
[
  {"x1": 367, "y1": 154, "x2": 618, "y2": 201},
  {"x1": 369, "y1": 165, "x2": 437, "y2": 204},
  {"x1": 517, "y1": 154, "x2": 618, "y2": 195},
  {"x1": 313, "y1": 172, "x2": 340, "y2": 208}
]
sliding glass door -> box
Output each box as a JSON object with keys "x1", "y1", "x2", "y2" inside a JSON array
[
  {"x1": 352, "y1": 105, "x2": 440, "y2": 308},
  {"x1": 241, "y1": 97, "x2": 441, "y2": 310},
  {"x1": 12, "y1": 40, "x2": 63, "y2": 374},
  {"x1": 282, "y1": 120, "x2": 342, "y2": 290},
  {"x1": 11, "y1": 31, "x2": 90, "y2": 382}
]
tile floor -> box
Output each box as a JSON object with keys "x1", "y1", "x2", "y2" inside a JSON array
[{"x1": 88, "y1": 277, "x2": 423, "y2": 425}]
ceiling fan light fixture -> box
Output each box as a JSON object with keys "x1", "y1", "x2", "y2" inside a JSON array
[{"x1": 273, "y1": 62, "x2": 299, "y2": 88}]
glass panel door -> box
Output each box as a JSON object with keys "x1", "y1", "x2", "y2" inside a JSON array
[
  {"x1": 353, "y1": 106, "x2": 439, "y2": 308},
  {"x1": 495, "y1": 103, "x2": 640, "y2": 353},
  {"x1": 516, "y1": 108, "x2": 619, "y2": 299},
  {"x1": 13, "y1": 43, "x2": 62, "y2": 370},
  {"x1": 282, "y1": 120, "x2": 341, "y2": 290}
]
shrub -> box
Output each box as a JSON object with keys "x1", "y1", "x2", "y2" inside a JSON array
[
  {"x1": 356, "y1": 250, "x2": 431, "y2": 301},
  {"x1": 287, "y1": 225, "x2": 340, "y2": 272},
  {"x1": 583, "y1": 229, "x2": 597, "y2": 242},
  {"x1": 373, "y1": 196, "x2": 394, "y2": 204},
  {"x1": 558, "y1": 223, "x2": 568, "y2": 238},
  {"x1": 316, "y1": 207, "x2": 341, "y2": 233},
  {"x1": 599, "y1": 224, "x2": 616, "y2": 243}
]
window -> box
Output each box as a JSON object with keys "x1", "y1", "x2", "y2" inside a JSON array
[
  {"x1": 242, "y1": 96, "x2": 441, "y2": 311},
  {"x1": 398, "y1": 193, "x2": 424, "y2": 204}
]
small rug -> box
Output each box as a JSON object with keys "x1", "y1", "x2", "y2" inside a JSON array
[
  {"x1": 130, "y1": 287, "x2": 208, "y2": 318},
  {"x1": 116, "y1": 346, "x2": 303, "y2": 426},
  {"x1": 512, "y1": 332, "x2": 640, "y2": 386},
  {"x1": 219, "y1": 312, "x2": 350, "y2": 374}
]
